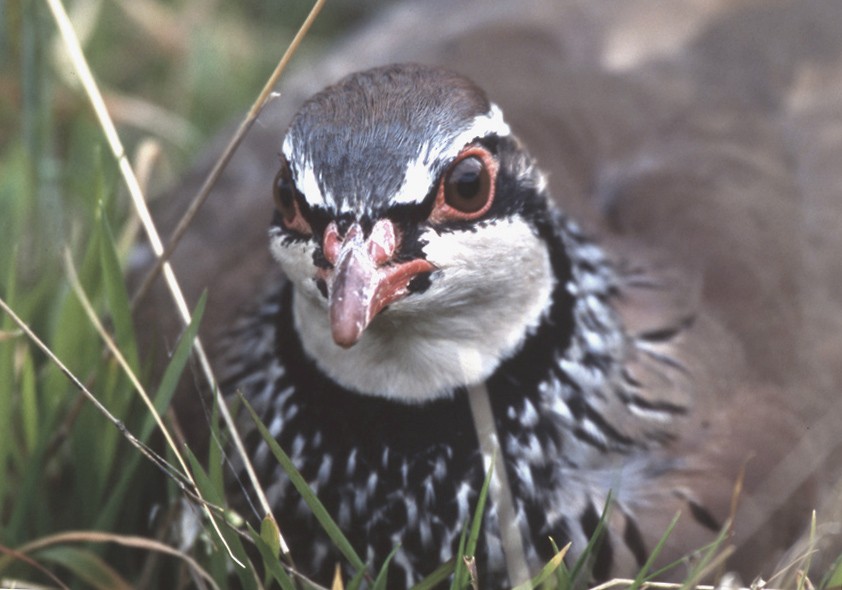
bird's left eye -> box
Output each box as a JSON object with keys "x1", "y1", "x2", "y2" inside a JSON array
[
  {"x1": 432, "y1": 147, "x2": 497, "y2": 222},
  {"x1": 444, "y1": 156, "x2": 490, "y2": 213}
]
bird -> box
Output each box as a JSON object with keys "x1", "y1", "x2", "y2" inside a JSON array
[{"x1": 135, "y1": 0, "x2": 842, "y2": 588}]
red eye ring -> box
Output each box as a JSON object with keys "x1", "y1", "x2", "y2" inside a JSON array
[
  {"x1": 273, "y1": 157, "x2": 312, "y2": 235},
  {"x1": 430, "y1": 146, "x2": 497, "y2": 223}
]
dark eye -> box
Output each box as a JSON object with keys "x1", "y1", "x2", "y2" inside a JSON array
[
  {"x1": 272, "y1": 158, "x2": 313, "y2": 235},
  {"x1": 444, "y1": 155, "x2": 491, "y2": 213},
  {"x1": 273, "y1": 159, "x2": 297, "y2": 222}
]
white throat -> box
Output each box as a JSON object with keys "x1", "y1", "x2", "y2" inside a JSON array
[{"x1": 288, "y1": 218, "x2": 556, "y2": 402}]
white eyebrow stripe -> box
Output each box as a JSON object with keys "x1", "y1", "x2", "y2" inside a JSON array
[
  {"x1": 393, "y1": 141, "x2": 435, "y2": 205},
  {"x1": 447, "y1": 103, "x2": 511, "y2": 154},
  {"x1": 282, "y1": 135, "x2": 330, "y2": 208},
  {"x1": 281, "y1": 134, "x2": 294, "y2": 160},
  {"x1": 391, "y1": 104, "x2": 511, "y2": 206},
  {"x1": 282, "y1": 103, "x2": 511, "y2": 210},
  {"x1": 296, "y1": 159, "x2": 328, "y2": 208}
]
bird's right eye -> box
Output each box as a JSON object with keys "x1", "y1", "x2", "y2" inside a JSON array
[
  {"x1": 274, "y1": 160, "x2": 298, "y2": 222},
  {"x1": 273, "y1": 158, "x2": 313, "y2": 235}
]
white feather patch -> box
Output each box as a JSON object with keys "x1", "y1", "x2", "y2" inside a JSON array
[
  {"x1": 290, "y1": 217, "x2": 554, "y2": 401},
  {"x1": 391, "y1": 104, "x2": 512, "y2": 206}
]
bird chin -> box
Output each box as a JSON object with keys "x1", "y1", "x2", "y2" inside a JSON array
[
  {"x1": 271, "y1": 214, "x2": 556, "y2": 401},
  {"x1": 293, "y1": 288, "x2": 500, "y2": 402},
  {"x1": 290, "y1": 228, "x2": 556, "y2": 402}
]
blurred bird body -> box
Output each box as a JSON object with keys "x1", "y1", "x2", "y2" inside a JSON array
[{"x1": 137, "y1": 0, "x2": 842, "y2": 587}]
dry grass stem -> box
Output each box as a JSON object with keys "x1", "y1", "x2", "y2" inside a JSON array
[
  {"x1": 124, "y1": 0, "x2": 327, "y2": 557},
  {"x1": 14, "y1": 530, "x2": 219, "y2": 590},
  {"x1": 43, "y1": 0, "x2": 252, "y2": 564},
  {"x1": 467, "y1": 382, "x2": 531, "y2": 586},
  {"x1": 116, "y1": 138, "x2": 162, "y2": 256},
  {"x1": 681, "y1": 545, "x2": 736, "y2": 590},
  {"x1": 0, "y1": 544, "x2": 71, "y2": 590},
  {"x1": 129, "y1": 0, "x2": 327, "y2": 308},
  {"x1": 589, "y1": 578, "x2": 789, "y2": 590},
  {"x1": 62, "y1": 249, "x2": 203, "y2": 507},
  {"x1": 0, "y1": 294, "x2": 222, "y2": 515}
]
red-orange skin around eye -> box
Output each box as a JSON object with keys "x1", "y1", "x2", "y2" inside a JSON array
[
  {"x1": 279, "y1": 147, "x2": 495, "y2": 346},
  {"x1": 429, "y1": 145, "x2": 498, "y2": 225},
  {"x1": 280, "y1": 198, "x2": 313, "y2": 235}
]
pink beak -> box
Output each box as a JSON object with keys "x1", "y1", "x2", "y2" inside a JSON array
[{"x1": 322, "y1": 219, "x2": 433, "y2": 348}]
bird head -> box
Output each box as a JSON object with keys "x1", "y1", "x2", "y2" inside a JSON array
[{"x1": 269, "y1": 64, "x2": 559, "y2": 402}]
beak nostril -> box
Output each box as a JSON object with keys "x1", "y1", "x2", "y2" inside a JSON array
[
  {"x1": 324, "y1": 220, "x2": 399, "y2": 268},
  {"x1": 321, "y1": 216, "x2": 432, "y2": 346},
  {"x1": 323, "y1": 222, "x2": 343, "y2": 265},
  {"x1": 335, "y1": 217, "x2": 357, "y2": 236}
]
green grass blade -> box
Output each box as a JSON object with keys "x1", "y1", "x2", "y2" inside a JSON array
[
  {"x1": 0, "y1": 149, "x2": 32, "y2": 283},
  {"x1": 97, "y1": 209, "x2": 139, "y2": 372},
  {"x1": 207, "y1": 384, "x2": 226, "y2": 497},
  {"x1": 645, "y1": 536, "x2": 719, "y2": 581},
  {"x1": 241, "y1": 394, "x2": 367, "y2": 573},
  {"x1": 0, "y1": 261, "x2": 17, "y2": 502},
  {"x1": 629, "y1": 511, "x2": 681, "y2": 590},
  {"x1": 49, "y1": 221, "x2": 101, "y2": 398},
  {"x1": 347, "y1": 562, "x2": 370, "y2": 590},
  {"x1": 19, "y1": 351, "x2": 39, "y2": 456},
  {"x1": 679, "y1": 518, "x2": 733, "y2": 590},
  {"x1": 569, "y1": 490, "x2": 613, "y2": 586},
  {"x1": 548, "y1": 537, "x2": 571, "y2": 590},
  {"x1": 412, "y1": 559, "x2": 456, "y2": 590},
  {"x1": 144, "y1": 290, "x2": 207, "y2": 441},
  {"x1": 5, "y1": 437, "x2": 49, "y2": 545},
  {"x1": 451, "y1": 456, "x2": 494, "y2": 589},
  {"x1": 94, "y1": 291, "x2": 206, "y2": 531},
  {"x1": 798, "y1": 511, "x2": 817, "y2": 590},
  {"x1": 372, "y1": 544, "x2": 401, "y2": 590},
  {"x1": 182, "y1": 427, "x2": 225, "y2": 506},
  {"x1": 450, "y1": 520, "x2": 470, "y2": 589},
  {"x1": 184, "y1": 444, "x2": 259, "y2": 590},
  {"x1": 260, "y1": 514, "x2": 282, "y2": 562},
  {"x1": 512, "y1": 542, "x2": 570, "y2": 590},
  {"x1": 824, "y1": 553, "x2": 842, "y2": 589},
  {"x1": 465, "y1": 456, "x2": 493, "y2": 560},
  {"x1": 54, "y1": 240, "x2": 109, "y2": 520},
  {"x1": 248, "y1": 524, "x2": 296, "y2": 590}
]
